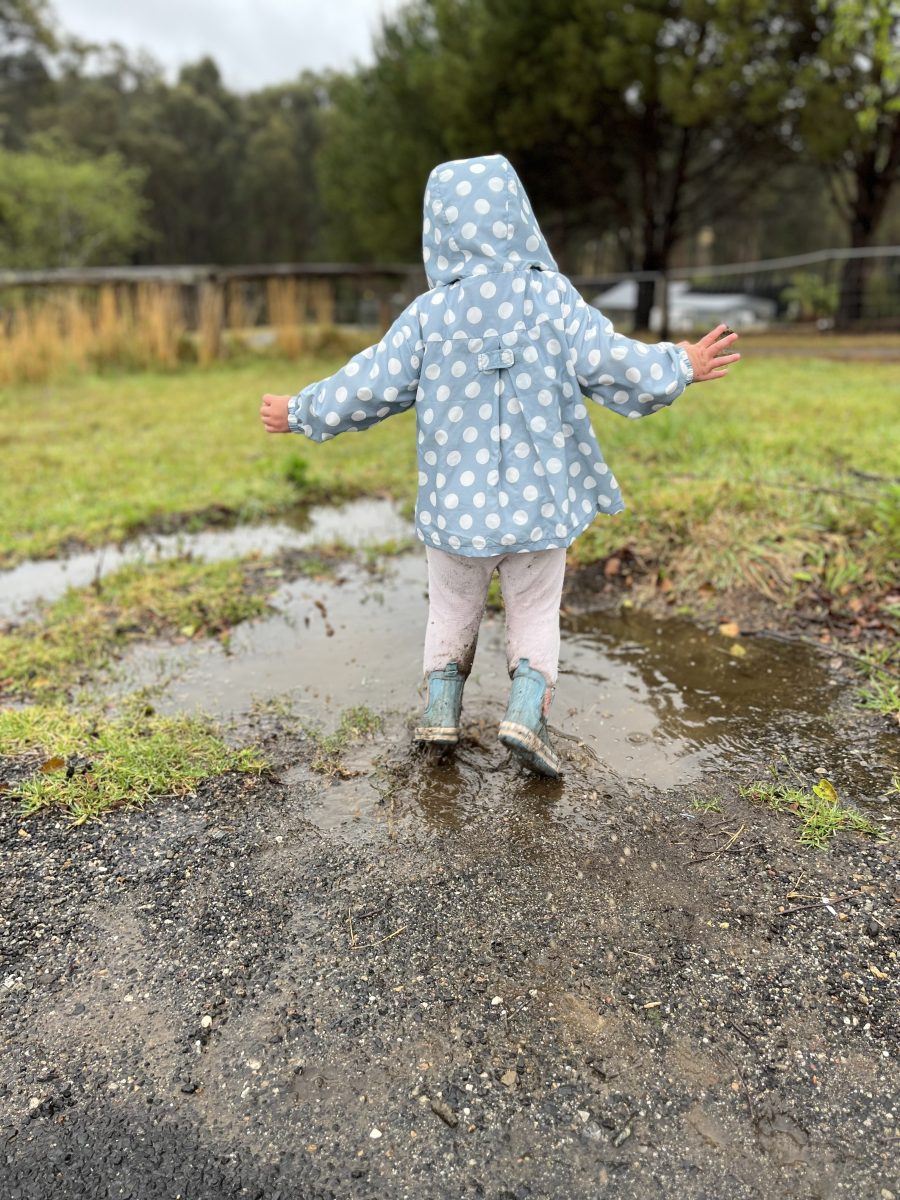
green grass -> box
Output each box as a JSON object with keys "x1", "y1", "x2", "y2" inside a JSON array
[
  {"x1": 2, "y1": 353, "x2": 897, "y2": 621},
  {"x1": 307, "y1": 705, "x2": 384, "y2": 776},
  {"x1": 740, "y1": 775, "x2": 886, "y2": 849},
  {"x1": 0, "y1": 703, "x2": 265, "y2": 823},
  {"x1": 0, "y1": 556, "x2": 273, "y2": 699},
  {"x1": 690, "y1": 795, "x2": 723, "y2": 814}
]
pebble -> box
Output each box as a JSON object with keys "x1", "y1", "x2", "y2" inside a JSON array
[
  {"x1": 200, "y1": 1015, "x2": 212, "y2": 1029},
  {"x1": 370, "y1": 1128, "x2": 382, "y2": 1139}
]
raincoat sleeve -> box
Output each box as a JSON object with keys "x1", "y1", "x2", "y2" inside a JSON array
[
  {"x1": 287, "y1": 302, "x2": 424, "y2": 442},
  {"x1": 560, "y1": 279, "x2": 694, "y2": 419}
]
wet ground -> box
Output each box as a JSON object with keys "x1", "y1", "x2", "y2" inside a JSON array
[{"x1": 1, "y1": 507, "x2": 898, "y2": 1199}]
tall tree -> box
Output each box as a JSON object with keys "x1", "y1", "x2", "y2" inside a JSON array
[
  {"x1": 0, "y1": 0, "x2": 56, "y2": 148},
  {"x1": 793, "y1": 0, "x2": 900, "y2": 326}
]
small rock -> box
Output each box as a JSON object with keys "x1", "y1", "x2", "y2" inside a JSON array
[
  {"x1": 200, "y1": 1015, "x2": 212, "y2": 1029},
  {"x1": 247, "y1": 1059, "x2": 262, "y2": 1072},
  {"x1": 370, "y1": 1127, "x2": 382, "y2": 1139},
  {"x1": 500, "y1": 1070, "x2": 518, "y2": 1088},
  {"x1": 430, "y1": 1099, "x2": 458, "y2": 1128}
]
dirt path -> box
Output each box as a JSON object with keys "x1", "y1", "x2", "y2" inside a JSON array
[{"x1": 1, "y1": 702, "x2": 896, "y2": 1199}]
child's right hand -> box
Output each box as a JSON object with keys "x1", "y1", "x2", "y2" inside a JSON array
[
  {"x1": 260, "y1": 393, "x2": 291, "y2": 433},
  {"x1": 678, "y1": 325, "x2": 741, "y2": 382}
]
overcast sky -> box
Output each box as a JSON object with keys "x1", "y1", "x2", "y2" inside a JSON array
[{"x1": 51, "y1": 0, "x2": 407, "y2": 91}]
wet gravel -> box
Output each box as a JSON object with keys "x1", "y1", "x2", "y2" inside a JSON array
[{"x1": 1, "y1": 714, "x2": 897, "y2": 1199}]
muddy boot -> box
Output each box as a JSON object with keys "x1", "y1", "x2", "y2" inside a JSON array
[
  {"x1": 414, "y1": 662, "x2": 465, "y2": 745},
  {"x1": 498, "y1": 659, "x2": 560, "y2": 779}
]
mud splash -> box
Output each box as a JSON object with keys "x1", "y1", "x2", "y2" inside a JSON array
[
  {"x1": 0, "y1": 498, "x2": 409, "y2": 619},
  {"x1": 104, "y1": 553, "x2": 897, "y2": 830}
]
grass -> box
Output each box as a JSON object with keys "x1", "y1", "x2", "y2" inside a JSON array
[
  {"x1": 0, "y1": 702, "x2": 265, "y2": 823},
  {"x1": 0, "y1": 556, "x2": 273, "y2": 700},
  {"x1": 690, "y1": 795, "x2": 723, "y2": 814},
  {"x1": 307, "y1": 706, "x2": 384, "y2": 776},
  {"x1": 2, "y1": 352, "x2": 897, "y2": 628},
  {"x1": 740, "y1": 775, "x2": 886, "y2": 849}
]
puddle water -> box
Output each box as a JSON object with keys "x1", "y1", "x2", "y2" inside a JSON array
[
  {"x1": 0, "y1": 499, "x2": 409, "y2": 620},
  {"x1": 106, "y1": 553, "x2": 897, "y2": 807}
]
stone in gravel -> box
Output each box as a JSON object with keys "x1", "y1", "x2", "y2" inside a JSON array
[
  {"x1": 369, "y1": 1128, "x2": 382, "y2": 1139},
  {"x1": 200, "y1": 1015, "x2": 212, "y2": 1029},
  {"x1": 430, "y1": 1100, "x2": 458, "y2": 1128},
  {"x1": 500, "y1": 1070, "x2": 517, "y2": 1089}
]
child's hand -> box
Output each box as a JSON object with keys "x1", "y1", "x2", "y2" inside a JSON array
[
  {"x1": 260, "y1": 393, "x2": 291, "y2": 433},
  {"x1": 678, "y1": 325, "x2": 741, "y2": 382}
]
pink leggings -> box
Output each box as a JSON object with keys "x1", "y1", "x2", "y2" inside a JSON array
[{"x1": 423, "y1": 546, "x2": 567, "y2": 687}]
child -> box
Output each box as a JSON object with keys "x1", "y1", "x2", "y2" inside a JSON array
[{"x1": 260, "y1": 153, "x2": 739, "y2": 779}]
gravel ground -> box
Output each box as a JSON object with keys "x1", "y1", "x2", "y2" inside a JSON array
[{"x1": 1, "y1": 711, "x2": 897, "y2": 1200}]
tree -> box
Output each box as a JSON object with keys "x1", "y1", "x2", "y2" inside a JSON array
[
  {"x1": 0, "y1": 135, "x2": 147, "y2": 267},
  {"x1": 0, "y1": 0, "x2": 56, "y2": 148},
  {"x1": 793, "y1": 0, "x2": 900, "y2": 326}
]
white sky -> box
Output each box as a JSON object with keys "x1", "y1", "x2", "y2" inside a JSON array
[{"x1": 51, "y1": 0, "x2": 408, "y2": 91}]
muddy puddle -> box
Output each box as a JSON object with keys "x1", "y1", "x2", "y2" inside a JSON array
[
  {"x1": 103, "y1": 552, "x2": 897, "y2": 843},
  {"x1": 0, "y1": 498, "x2": 409, "y2": 619}
]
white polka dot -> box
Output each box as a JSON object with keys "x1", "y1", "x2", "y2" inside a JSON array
[
  {"x1": 465, "y1": 381, "x2": 481, "y2": 399},
  {"x1": 418, "y1": 471, "x2": 428, "y2": 485},
  {"x1": 650, "y1": 362, "x2": 663, "y2": 380},
  {"x1": 420, "y1": 511, "x2": 431, "y2": 525},
  {"x1": 547, "y1": 457, "x2": 562, "y2": 474},
  {"x1": 523, "y1": 484, "x2": 538, "y2": 501},
  {"x1": 512, "y1": 509, "x2": 528, "y2": 526},
  {"x1": 487, "y1": 469, "x2": 499, "y2": 484},
  {"x1": 555, "y1": 523, "x2": 567, "y2": 537},
  {"x1": 538, "y1": 390, "x2": 553, "y2": 407},
  {"x1": 626, "y1": 367, "x2": 641, "y2": 383},
  {"x1": 460, "y1": 470, "x2": 475, "y2": 486},
  {"x1": 530, "y1": 528, "x2": 543, "y2": 541},
  {"x1": 480, "y1": 280, "x2": 497, "y2": 299},
  {"x1": 480, "y1": 243, "x2": 496, "y2": 257},
  {"x1": 511, "y1": 277, "x2": 526, "y2": 293},
  {"x1": 478, "y1": 403, "x2": 492, "y2": 420},
  {"x1": 459, "y1": 514, "x2": 473, "y2": 530},
  {"x1": 435, "y1": 430, "x2": 448, "y2": 445},
  {"x1": 436, "y1": 473, "x2": 446, "y2": 488},
  {"x1": 498, "y1": 302, "x2": 514, "y2": 320},
  {"x1": 525, "y1": 235, "x2": 540, "y2": 252},
  {"x1": 492, "y1": 220, "x2": 508, "y2": 239},
  {"x1": 421, "y1": 408, "x2": 433, "y2": 424},
  {"x1": 456, "y1": 180, "x2": 472, "y2": 196},
  {"x1": 351, "y1": 409, "x2": 367, "y2": 422},
  {"x1": 472, "y1": 536, "x2": 486, "y2": 550},
  {"x1": 445, "y1": 493, "x2": 459, "y2": 509},
  {"x1": 325, "y1": 412, "x2": 340, "y2": 427},
  {"x1": 514, "y1": 442, "x2": 530, "y2": 459},
  {"x1": 530, "y1": 416, "x2": 546, "y2": 433},
  {"x1": 506, "y1": 397, "x2": 522, "y2": 416},
  {"x1": 515, "y1": 373, "x2": 531, "y2": 389},
  {"x1": 499, "y1": 422, "x2": 511, "y2": 440},
  {"x1": 461, "y1": 222, "x2": 477, "y2": 239},
  {"x1": 425, "y1": 364, "x2": 440, "y2": 380},
  {"x1": 467, "y1": 307, "x2": 483, "y2": 324},
  {"x1": 613, "y1": 390, "x2": 629, "y2": 404},
  {"x1": 485, "y1": 513, "x2": 501, "y2": 529},
  {"x1": 451, "y1": 361, "x2": 466, "y2": 378},
  {"x1": 447, "y1": 450, "x2": 461, "y2": 466},
  {"x1": 475, "y1": 198, "x2": 490, "y2": 214},
  {"x1": 345, "y1": 362, "x2": 359, "y2": 377},
  {"x1": 488, "y1": 176, "x2": 504, "y2": 192},
  {"x1": 505, "y1": 467, "x2": 520, "y2": 483},
  {"x1": 541, "y1": 502, "x2": 555, "y2": 518},
  {"x1": 448, "y1": 406, "x2": 463, "y2": 422},
  {"x1": 473, "y1": 492, "x2": 486, "y2": 508},
  {"x1": 463, "y1": 426, "x2": 478, "y2": 443},
  {"x1": 436, "y1": 385, "x2": 450, "y2": 402},
  {"x1": 475, "y1": 447, "x2": 490, "y2": 464},
  {"x1": 501, "y1": 532, "x2": 517, "y2": 546},
  {"x1": 448, "y1": 535, "x2": 462, "y2": 549},
  {"x1": 424, "y1": 450, "x2": 437, "y2": 465}
]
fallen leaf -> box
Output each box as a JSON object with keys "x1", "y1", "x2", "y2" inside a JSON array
[{"x1": 40, "y1": 756, "x2": 66, "y2": 773}]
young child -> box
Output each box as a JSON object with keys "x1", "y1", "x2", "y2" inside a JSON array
[{"x1": 260, "y1": 153, "x2": 739, "y2": 779}]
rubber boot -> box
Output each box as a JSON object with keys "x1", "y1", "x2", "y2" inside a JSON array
[
  {"x1": 414, "y1": 662, "x2": 465, "y2": 745},
  {"x1": 498, "y1": 658, "x2": 561, "y2": 779}
]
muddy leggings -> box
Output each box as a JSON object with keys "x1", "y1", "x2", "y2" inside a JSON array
[{"x1": 423, "y1": 546, "x2": 567, "y2": 692}]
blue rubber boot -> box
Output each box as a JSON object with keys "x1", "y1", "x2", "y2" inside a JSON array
[
  {"x1": 498, "y1": 659, "x2": 560, "y2": 779},
  {"x1": 414, "y1": 662, "x2": 465, "y2": 745}
]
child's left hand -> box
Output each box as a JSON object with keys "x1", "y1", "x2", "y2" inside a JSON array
[{"x1": 260, "y1": 393, "x2": 291, "y2": 433}]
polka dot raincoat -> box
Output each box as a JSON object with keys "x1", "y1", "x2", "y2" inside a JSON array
[{"x1": 287, "y1": 154, "x2": 694, "y2": 556}]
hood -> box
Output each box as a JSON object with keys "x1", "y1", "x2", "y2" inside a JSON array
[{"x1": 422, "y1": 153, "x2": 557, "y2": 287}]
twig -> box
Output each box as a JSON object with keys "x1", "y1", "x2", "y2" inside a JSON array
[
  {"x1": 349, "y1": 924, "x2": 408, "y2": 951},
  {"x1": 775, "y1": 892, "x2": 858, "y2": 918}
]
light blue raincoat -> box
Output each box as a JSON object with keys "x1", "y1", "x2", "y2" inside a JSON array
[{"x1": 287, "y1": 154, "x2": 693, "y2": 556}]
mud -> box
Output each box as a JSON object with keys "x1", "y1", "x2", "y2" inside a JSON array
[{"x1": 1, "y1": 529, "x2": 898, "y2": 1198}]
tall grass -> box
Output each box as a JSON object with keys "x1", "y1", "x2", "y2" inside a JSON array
[{"x1": 0, "y1": 279, "x2": 342, "y2": 385}]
